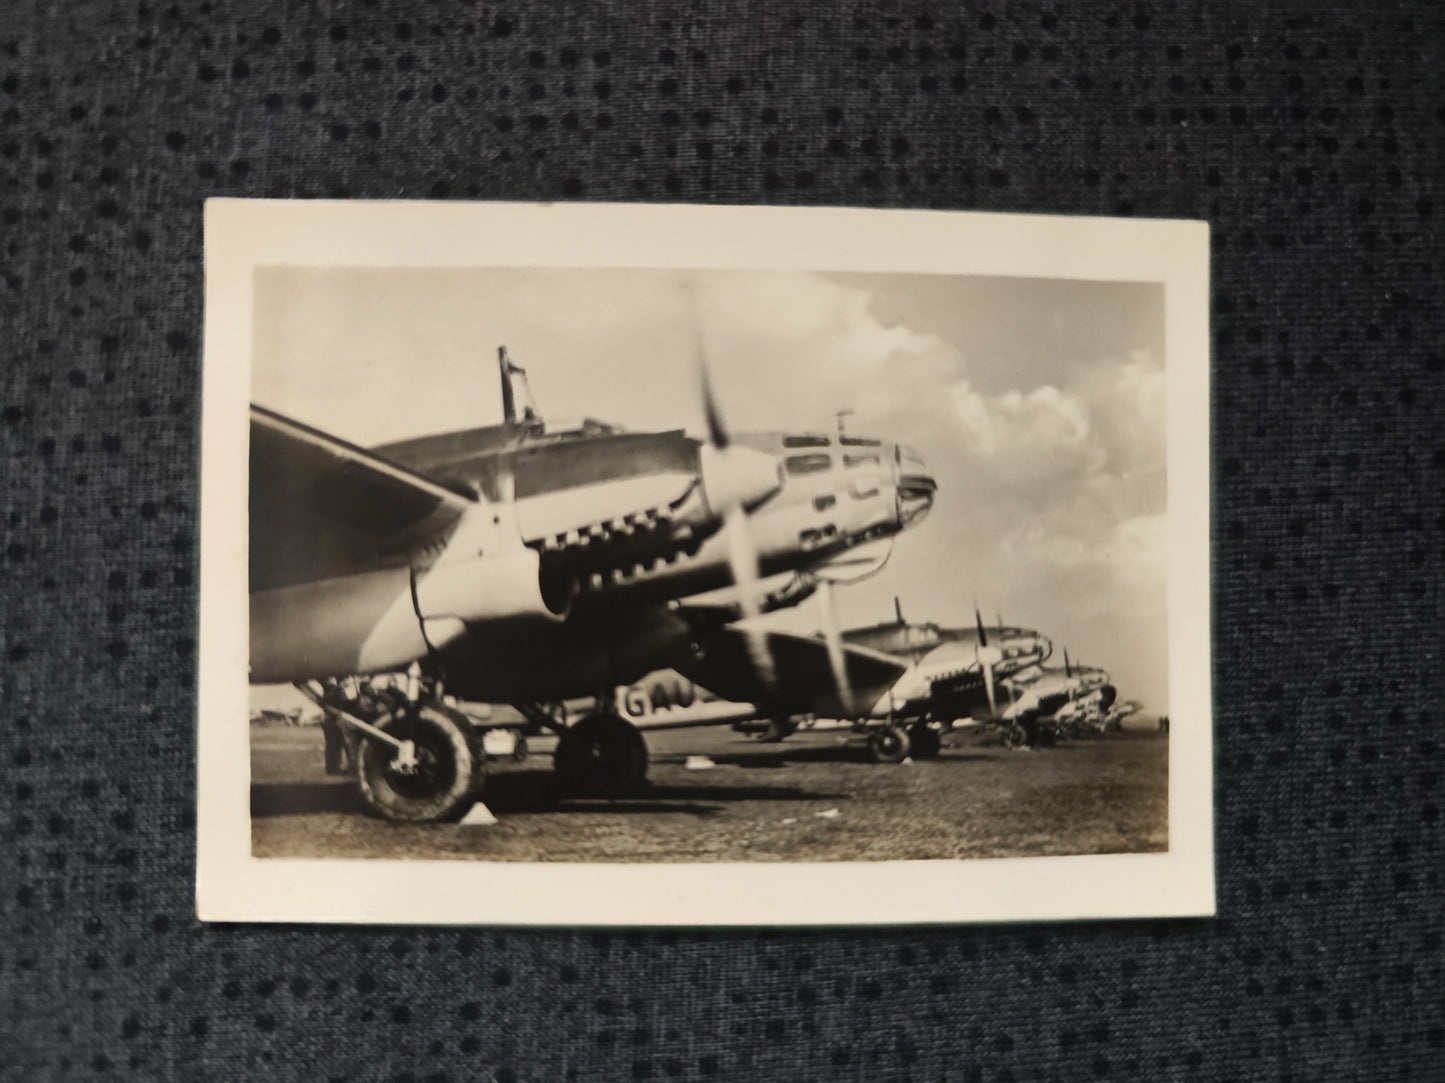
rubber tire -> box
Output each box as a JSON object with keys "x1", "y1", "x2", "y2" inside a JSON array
[
  {"x1": 868, "y1": 726, "x2": 912, "y2": 764},
  {"x1": 907, "y1": 723, "x2": 942, "y2": 759},
  {"x1": 1002, "y1": 721, "x2": 1030, "y2": 749},
  {"x1": 554, "y1": 714, "x2": 649, "y2": 798},
  {"x1": 356, "y1": 705, "x2": 480, "y2": 823},
  {"x1": 760, "y1": 716, "x2": 798, "y2": 743}
]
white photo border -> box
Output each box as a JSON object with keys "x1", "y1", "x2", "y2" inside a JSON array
[{"x1": 198, "y1": 199, "x2": 1213, "y2": 925}]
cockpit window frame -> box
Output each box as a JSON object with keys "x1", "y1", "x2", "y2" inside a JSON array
[
  {"x1": 783, "y1": 434, "x2": 832, "y2": 449},
  {"x1": 784, "y1": 453, "x2": 834, "y2": 476}
]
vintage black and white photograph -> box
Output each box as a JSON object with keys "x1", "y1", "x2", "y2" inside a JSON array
[{"x1": 199, "y1": 201, "x2": 1211, "y2": 924}]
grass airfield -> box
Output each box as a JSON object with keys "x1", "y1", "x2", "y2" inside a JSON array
[{"x1": 251, "y1": 718, "x2": 1168, "y2": 863}]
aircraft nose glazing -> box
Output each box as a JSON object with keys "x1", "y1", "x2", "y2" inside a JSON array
[{"x1": 893, "y1": 443, "x2": 937, "y2": 526}]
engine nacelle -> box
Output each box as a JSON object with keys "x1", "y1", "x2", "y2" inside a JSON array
[
  {"x1": 415, "y1": 547, "x2": 572, "y2": 651},
  {"x1": 249, "y1": 549, "x2": 572, "y2": 684}
]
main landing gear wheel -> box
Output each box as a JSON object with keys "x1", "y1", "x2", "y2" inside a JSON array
[
  {"x1": 867, "y1": 725, "x2": 912, "y2": 764},
  {"x1": 554, "y1": 713, "x2": 649, "y2": 798},
  {"x1": 1002, "y1": 721, "x2": 1030, "y2": 749},
  {"x1": 356, "y1": 705, "x2": 481, "y2": 823},
  {"x1": 906, "y1": 723, "x2": 942, "y2": 760}
]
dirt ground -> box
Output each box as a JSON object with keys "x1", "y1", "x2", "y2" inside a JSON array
[{"x1": 250, "y1": 719, "x2": 1169, "y2": 863}]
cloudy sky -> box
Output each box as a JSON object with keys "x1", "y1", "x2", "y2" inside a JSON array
[{"x1": 253, "y1": 267, "x2": 1168, "y2": 712}]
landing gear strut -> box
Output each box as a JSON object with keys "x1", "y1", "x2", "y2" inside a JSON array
[
  {"x1": 300, "y1": 670, "x2": 484, "y2": 823},
  {"x1": 906, "y1": 722, "x2": 942, "y2": 760},
  {"x1": 554, "y1": 713, "x2": 649, "y2": 798},
  {"x1": 354, "y1": 703, "x2": 483, "y2": 823}
]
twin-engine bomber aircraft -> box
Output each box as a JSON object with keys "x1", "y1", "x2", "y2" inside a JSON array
[
  {"x1": 991, "y1": 651, "x2": 1125, "y2": 747},
  {"x1": 250, "y1": 349, "x2": 936, "y2": 821},
  {"x1": 669, "y1": 604, "x2": 1054, "y2": 762},
  {"x1": 612, "y1": 607, "x2": 1137, "y2": 759}
]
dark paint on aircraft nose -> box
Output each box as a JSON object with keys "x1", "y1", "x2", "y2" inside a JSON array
[
  {"x1": 898, "y1": 472, "x2": 938, "y2": 499},
  {"x1": 893, "y1": 443, "x2": 937, "y2": 525}
]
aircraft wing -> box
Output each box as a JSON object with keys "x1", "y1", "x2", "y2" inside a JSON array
[
  {"x1": 672, "y1": 572, "x2": 820, "y2": 625},
  {"x1": 250, "y1": 405, "x2": 475, "y2": 592},
  {"x1": 677, "y1": 626, "x2": 908, "y2": 717}
]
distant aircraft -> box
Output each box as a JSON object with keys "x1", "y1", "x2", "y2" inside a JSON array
[
  {"x1": 990, "y1": 650, "x2": 1123, "y2": 747},
  {"x1": 636, "y1": 602, "x2": 1054, "y2": 762},
  {"x1": 250, "y1": 347, "x2": 936, "y2": 820},
  {"x1": 1053, "y1": 694, "x2": 1142, "y2": 739}
]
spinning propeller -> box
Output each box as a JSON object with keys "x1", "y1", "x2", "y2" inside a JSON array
[
  {"x1": 974, "y1": 607, "x2": 1003, "y2": 717},
  {"x1": 806, "y1": 538, "x2": 897, "y2": 715},
  {"x1": 688, "y1": 283, "x2": 867, "y2": 716},
  {"x1": 689, "y1": 286, "x2": 782, "y2": 688}
]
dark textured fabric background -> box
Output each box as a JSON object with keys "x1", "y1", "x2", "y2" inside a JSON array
[{"x1": 1, "y1": 1, "x2": 1441, "y2": 1079}]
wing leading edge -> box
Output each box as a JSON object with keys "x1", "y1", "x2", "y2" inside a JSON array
[{"x1": 249, "y1": 405, "x2": 474, "y2": 593}]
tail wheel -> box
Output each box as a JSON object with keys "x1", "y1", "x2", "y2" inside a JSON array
[
  {"x1": 906, "y1": 723, "x2": 942, "y2": 759},
  {"x1": 356, "y1": 705, "x2": 481, "y2": 823},
  {"x1": 554, "y1": 713, "x2": 649, "y2": 798},
  {"x1": 867, "y1": 725, "x2": 912, "y2": 764}
]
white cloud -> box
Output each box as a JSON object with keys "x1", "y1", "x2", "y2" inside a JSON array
[
  {"x1": 687, "y1": 272, "x2": 957, "y2": 435},
  {"x1": 254, "y1": 267, "x2": 1171, "y2": 710},
  {"x1": 949, "y1": 381, "x2": 1105, "y2": 488}
]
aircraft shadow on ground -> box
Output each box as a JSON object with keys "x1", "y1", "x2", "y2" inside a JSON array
[
  {"x1": 251, "y1": 781, "x2": 366, "y2": 818},
  {"x1": 673, "y1": 744, "x2": 994, "y2": 768},
  {"x1": 249, "y1": 772, "x2": 849, "y2": 819},
  {"x1": 481, "y1": 770, "x2": 848, "y2": 816}
]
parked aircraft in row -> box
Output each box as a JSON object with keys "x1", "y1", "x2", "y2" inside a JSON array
[
  {"x1": 251, "y1": 347, "x2": 936, "y2": 820},
  {"x1": 602, "y1": 603, "x2": 1137, "y2": 761}
]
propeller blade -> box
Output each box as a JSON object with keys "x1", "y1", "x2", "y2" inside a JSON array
[
  {"x1": 687, "y1": 278, "x2": 774, "y2": 685},
  {"x1": 817, "y1": 577, "x2": 856, "y2": 716},
  {"x1": 981, "y1": 655, "x2": 997, "y2": 717},
  {"x1": 1064, "y1": 648, "x2": 1072, "y2": 678},
  {"x1": 974, "y1": 610, "x2": 1003, "y2": 718},
  {"x1": 723, "y1": 504, "x2": 775, "y2": 684},
  {"x1": 700, "y1": 360, "x2": 730, "y2": 450},
  {"x1": 894, "y1": 596, "x2": 904, "y2": 625},
  {"x1": 686, "y1": 281, "x2": 732, "y2": 450}
]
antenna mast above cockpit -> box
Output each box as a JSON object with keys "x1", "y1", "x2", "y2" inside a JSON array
[{"x1": 497, "y1": 346, "x2": 543, "y2": 426}]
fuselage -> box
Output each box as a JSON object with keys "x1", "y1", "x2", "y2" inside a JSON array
[
  {"x1": 373, "y1": 419, "x2": 936, "y2": 702},
  {"x1": 576, "y1": 622, "x2": 1053, "y2": 728},
  {"x1": 859, "y1": 624, "x2": 1053, "y2": 720},
  {"x1": 999, "y1": 664, "x2": 1114, "y2": 721},
  {"x1": 379, "y1": 422, "x2": 934, "y2": 602}
]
